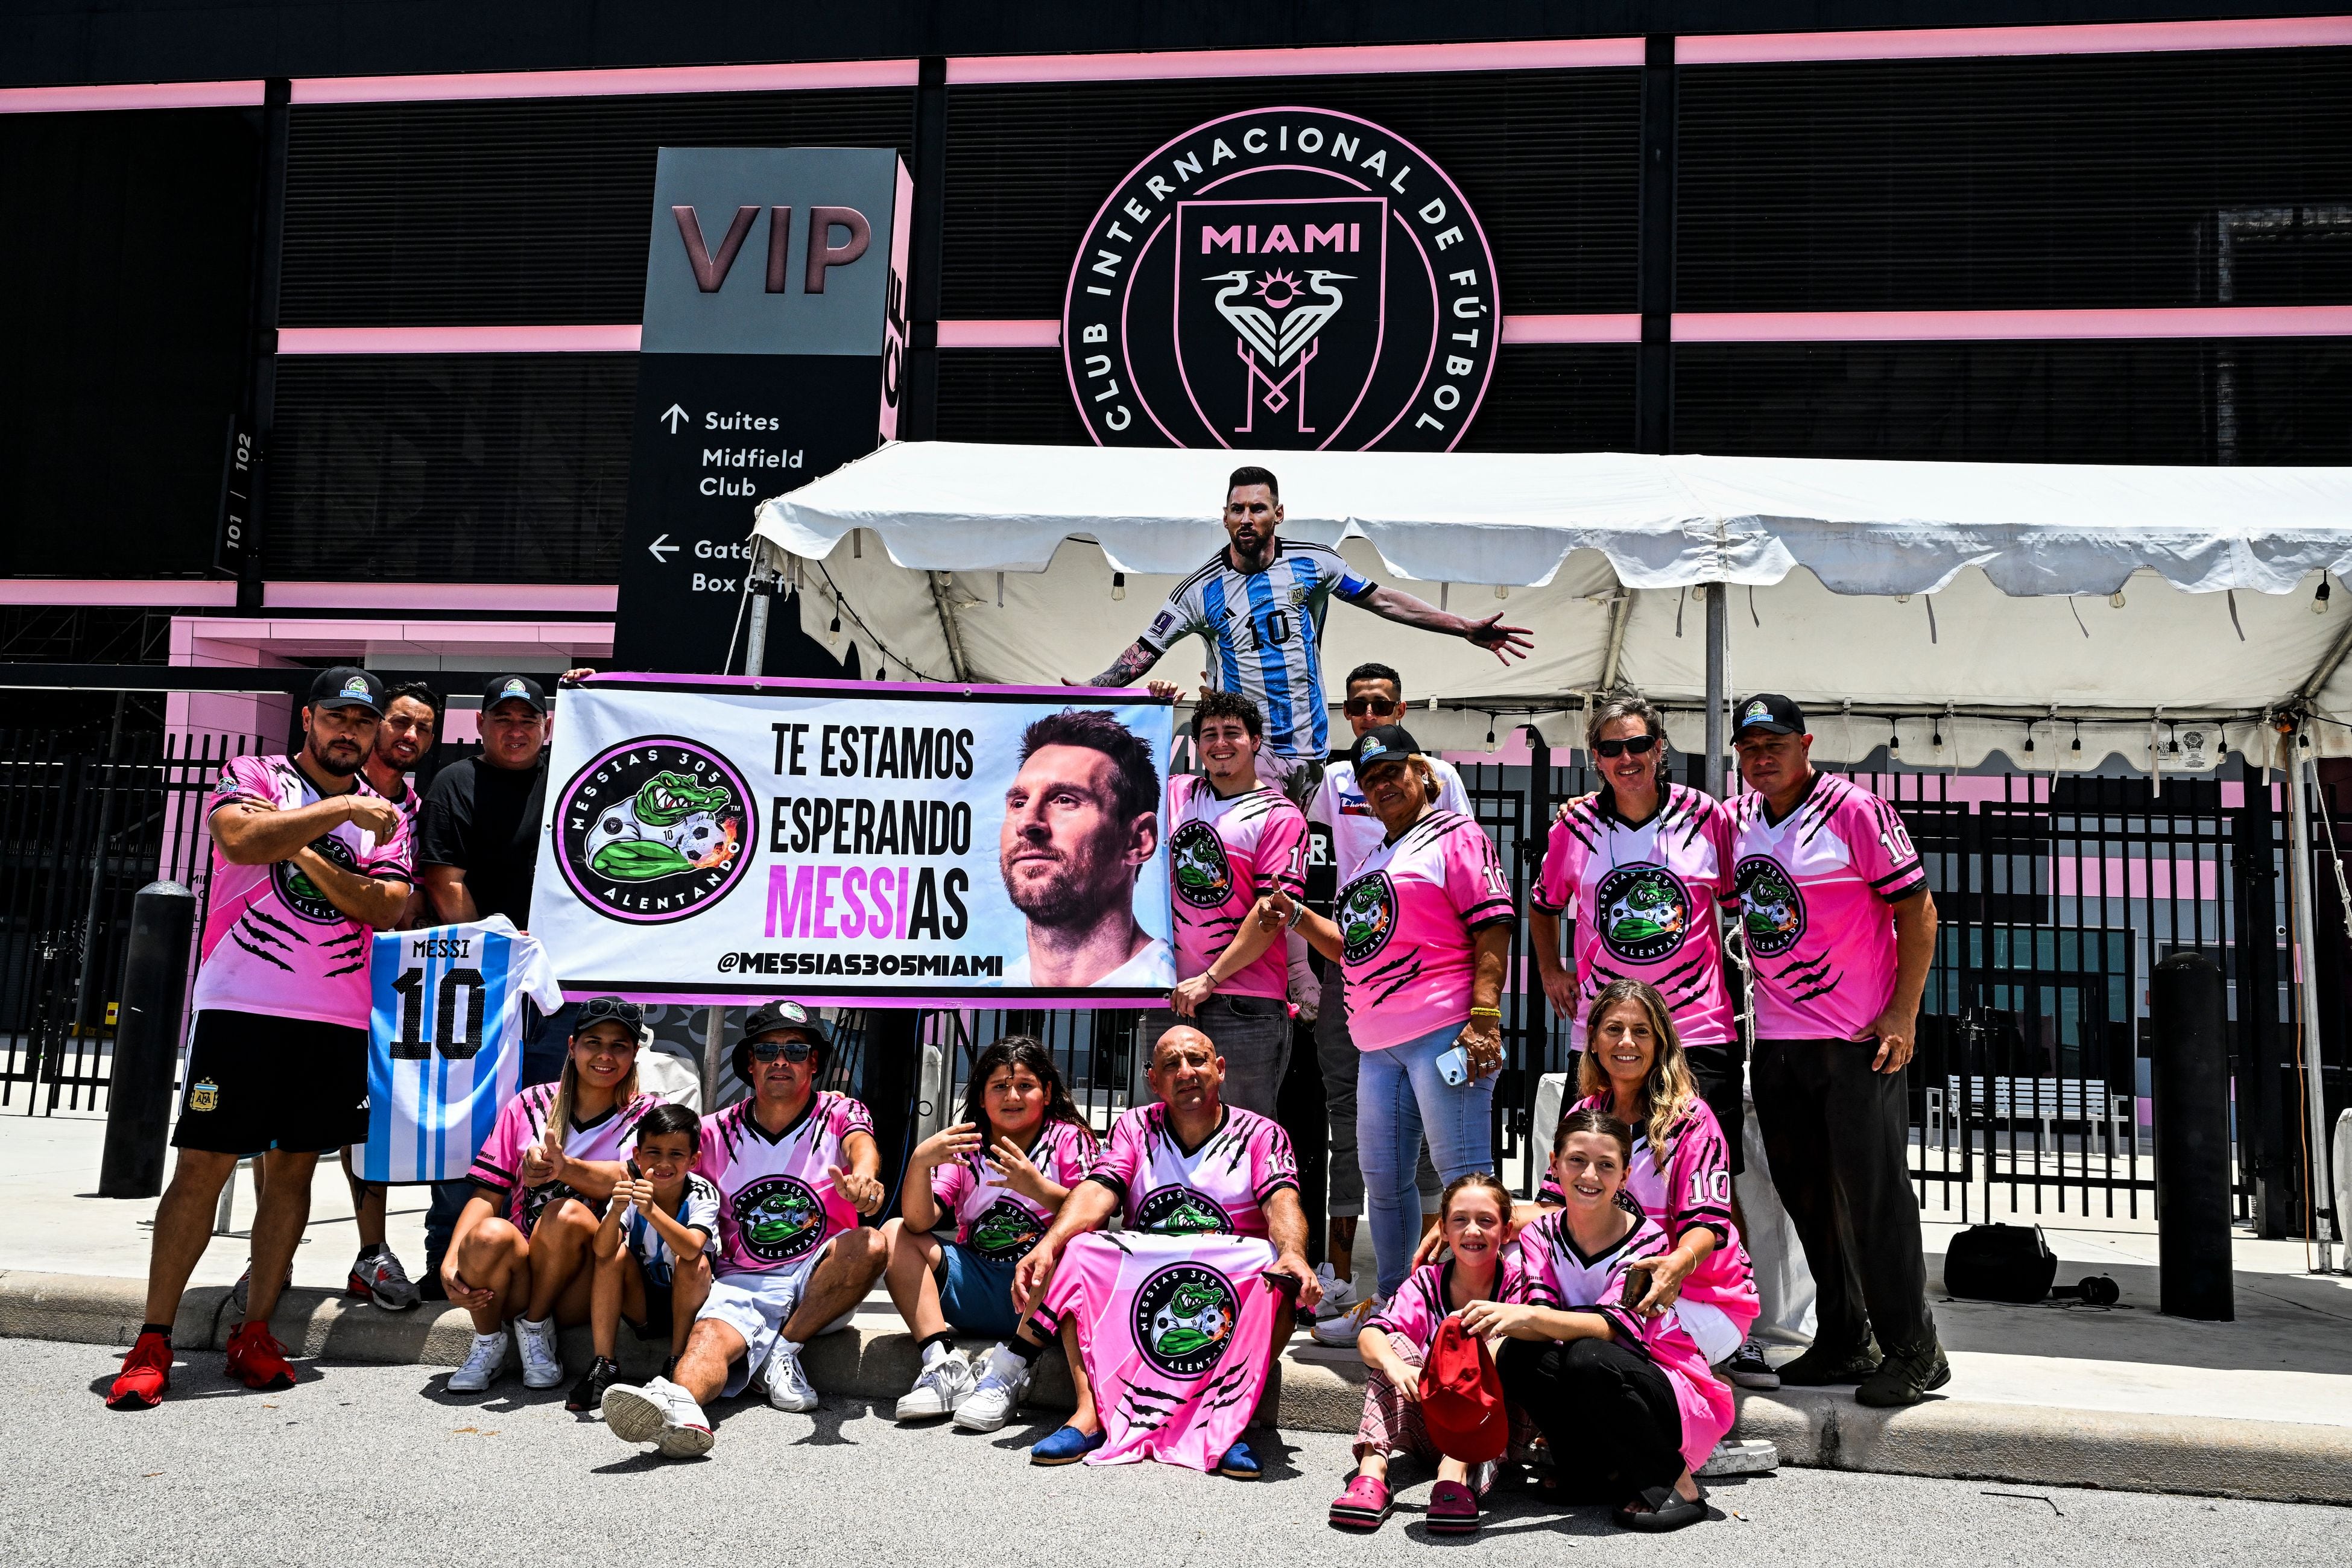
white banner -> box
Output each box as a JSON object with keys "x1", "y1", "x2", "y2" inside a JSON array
[{"x1": 528, "y1": 676, "x2": 1177, "y2": 1005}]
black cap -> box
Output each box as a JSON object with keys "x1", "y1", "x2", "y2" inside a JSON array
[
  {"x1": 1734, "y1": 694, "x2": 1806, "y2": 738},
  {"x1": 1350, "y1": 723, "x2": 1422, "y2": 771},
  {"x1": 308, "y1": 665, "x2": 387, "y2": 715},
  {"x1": 735, "y1": 999, "x2": 832, "y2": 1084},
  {"x1": 481, "y1": 674, "x2": 549, "y2": 715}
]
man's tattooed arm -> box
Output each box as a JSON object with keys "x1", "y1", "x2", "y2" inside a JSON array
[{"x1": 1087, "y1": 639, "x2": 1164, "y2": 687}]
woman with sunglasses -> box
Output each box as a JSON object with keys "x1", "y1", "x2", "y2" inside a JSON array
[
  {"x1": 1528, "y1": 698, "x2": 1775, "y2": 1386},
  {"x1": 442, "y1": 996, "x2": 666, "y2": 1394}
]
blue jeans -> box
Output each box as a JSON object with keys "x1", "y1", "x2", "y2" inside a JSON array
[
  {"x1": 1357, "y1": 1020, "x2": 1496, "y2": 1300},
  {"x1": 426, "y1": 998, "x2": 574, "y2": 1279}
]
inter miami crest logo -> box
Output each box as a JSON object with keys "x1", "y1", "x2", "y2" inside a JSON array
[
  {"x1": 1169, "y1": 821, "x2": 1234, "y2": 910},
  {"x1": 555, "y1": 736, "x2": 752, "y2": 925},
  {"x1": 1595, "y1": 864, "x2": 1693, "y2": 964},
  {"x1": 732, "y1": 1175, "x2": 827, "y2": 1263},
  {"x1": 1136, "y1": 1185, "x2": 1235, "y2": 1236},
  {"x1": 274, "y1": 831, "x2": 361, "y2": 923},
  {"x1": 1736, "y1": 856, "x2": 1807, "y2": 958},
  {"x1": 1132, "y1": 1261, "x2": 1241, "y2": 1379},
  {"x1": 1335, "y1": 871, "x2": 1397, "y2": 965},
  {"x1": 1064, "y1": 107, "x2": 1498, "y2": 451}
]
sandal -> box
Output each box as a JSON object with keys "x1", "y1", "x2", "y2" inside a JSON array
[
  {"x1": 1329, "y1": 1473, "x2": 1392, "y2": 1532},
  {"x1": 1427, "y1": 1479, "x2": 1481, "y2": 1535},
  {"x1": 1613, "y1": 1481, "x2": 1709, "y2": 1533}
]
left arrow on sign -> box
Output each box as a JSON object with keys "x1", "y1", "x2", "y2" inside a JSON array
[
  {"x1": 661, "y1": 404, "x2": 691, "y2": 433},
  {"x1": 648, "y1": 533, "x2": 679, "y2": 562}
]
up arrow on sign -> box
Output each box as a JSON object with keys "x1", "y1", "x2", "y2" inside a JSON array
[
  {"x1": 647, "y1": 533, "x2": 679, "y2": 563},
  {"x1": 661, "y1": 403, "x2": 691, "y2": 433}
]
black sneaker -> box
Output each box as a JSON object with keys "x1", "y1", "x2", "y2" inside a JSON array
[
  {"x1": 1856, "y1": 1340, "x2": 1950, "y2": 1408},
  {"x1": 1774, "y1": 1342, "x2": 1882, "y2": 1386},
  {"x1": 1721, "y1": 1338, "x2": 1781, "y2": 1390},
  {"x1": 567, "y1": 1356, "x2": 622, "y2": 1415}
]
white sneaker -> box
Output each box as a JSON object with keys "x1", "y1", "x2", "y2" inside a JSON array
[
  {"x1": 952, "y1": 1342, "x2": 1030, "y2": 1433},
  {"x1": 1310, "y1": 1295, "x2": 1385, "y2": 1347},
  {"x1": 603, "y1": 1376, "x2": 714, "y2": 1459},
  {"x1": 1698, "y1": 1438, "x2": 1780, "y2": 1477},
  {"x1": 762, "y1": 1336, "x2": 820, "y2": 1413},
  {"x1": 896, "y1": 1344, "x2": 976, "y2": 1421},
  {"x1": 1312, "y1": 1264, "x2": 1361, "y2": 1321},
  {"x1": 447, "y1": 1330, "x2": 509, "y2": 1393},
  {"x1": 514, "y1": 1315, "x2": 563, "y2": 1389}
]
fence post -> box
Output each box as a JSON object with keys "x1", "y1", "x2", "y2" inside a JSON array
[
  {"x1": 97, "y1": 881, "x2": 198, "y2": 1198},
  {"x1": 2152, "y1": 950, "x2": 2234, "y2": 1320}
]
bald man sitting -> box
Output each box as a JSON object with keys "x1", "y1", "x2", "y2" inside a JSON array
[{"x1": 955, "y1": 1026, "x2": 1320, "y2": 1475}]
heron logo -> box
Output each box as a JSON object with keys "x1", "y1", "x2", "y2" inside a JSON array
[{"x1": 1064, "y1": 107, "x2": 1497, "y2": 451}]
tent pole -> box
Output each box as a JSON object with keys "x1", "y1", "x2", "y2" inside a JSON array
[
  {"x1": 704, "y1": 556, "x2": 777, "y2": 1108},
  {"x1": 2287, "y1": 727, "x2": 2337, "y2": 1271},
  {"x1": 1704, "y1": 582, "x2": 1728, "y2": 798}
]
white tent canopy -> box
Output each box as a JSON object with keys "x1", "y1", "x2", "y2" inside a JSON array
[{"x1": 751, "y1": 442, "x2": 2352, "y2": 767}]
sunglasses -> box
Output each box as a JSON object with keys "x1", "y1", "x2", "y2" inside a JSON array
[
  {"x1": 1342, "y1": 695, "x2": 1400, "y2": 718},
  {"x1": 1593, "y1": 735, "x2": 1660, "y2": 758},
  {"x1": 748, "y1": 1038, "x2": 817, "y2": 1063},
  {"x1": 576, "y1": 997, "x2": 644, "y2": 1031}
]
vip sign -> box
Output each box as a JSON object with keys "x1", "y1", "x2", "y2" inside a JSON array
[{"x1": 1063, "y1": 109, "x2": 1499, "y2": 451}]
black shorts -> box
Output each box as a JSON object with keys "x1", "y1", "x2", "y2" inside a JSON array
[
  {"x1": 172, "y1": 1008, "x2": 368, "y2": 1155},
  {"x1": 1681, "y1": 1041, "x2": 1747, "y2": 1177}
]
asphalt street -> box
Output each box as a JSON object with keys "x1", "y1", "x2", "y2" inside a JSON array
[{"x1": 16, "y1": 1339, "x2": 2344, "y2": 1567}]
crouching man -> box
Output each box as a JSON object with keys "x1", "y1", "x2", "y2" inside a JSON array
[{"x1": 601, "y1": 999, "x2": 887, "y2": 1455}]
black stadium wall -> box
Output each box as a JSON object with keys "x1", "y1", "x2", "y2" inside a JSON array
[{"x1": 4, "y1": 4, "x2": 2351, "y2": 590}]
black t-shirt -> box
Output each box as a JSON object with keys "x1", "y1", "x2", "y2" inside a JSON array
[{"x1": 417, "y1": 755, "x2": 548, "y2": 928}]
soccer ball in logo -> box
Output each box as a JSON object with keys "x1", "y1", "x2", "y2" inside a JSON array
[
  {"x1": 273, "y1": 831, "x2": 361, "y2": 923},
  {"x1": 968, "y1": 1197, "x2": 1046, "y2": 1262},
  {"x1": 1735, "y1": 855, "x2": 1807, "y2": 957},
  {"x1": 732, "y1": 1175, "x2": 826, "y2": 1263},
  {"x1": 1334, "y1": 871, "x2": 1397, "y2": 965},
  {"x1": 1131, "y1": 1261, "x2": 1241, "y2": 1379},
  {"x1": 557, "y1": 737, "x2": 755, "y2": 925},
  {"x1": 1169, "y1": 821, "x2": 1234, "y2": 911},
  {"x1": 1135, "y1": 1185, "x2": 1234, "y2": 1236},
  {"x1": 1594, "y1": 864, "x2": 1693, "y2": 964}
]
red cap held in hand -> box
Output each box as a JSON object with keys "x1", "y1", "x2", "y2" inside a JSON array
[{"x1": 1418, "y1": 1314, "x2": 1509, "y2": 1464}]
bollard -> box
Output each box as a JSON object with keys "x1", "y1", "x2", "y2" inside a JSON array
[
  {"x1": 2152, "y1": 950, "x2": 2233, "y2": 1320},
  {"x1": 97, "y1": 881, "x2": 198, "y2": 1199}
]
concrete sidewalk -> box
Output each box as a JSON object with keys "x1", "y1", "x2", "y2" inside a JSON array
[{"x1": 7, "y1": 1110, "x2": 2350, "y2": 1503}]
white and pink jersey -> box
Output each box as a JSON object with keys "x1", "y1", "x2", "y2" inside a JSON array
[
  {"x1": 465, "y1": 1082, "x2": 667, "y2": 1234},
  {"x1": 1730, "y1": 772, "x2": 1928, "y2": 1041},
  {"x1": 1366, "y1": 1253, "x2": 1530, "y2": 1353},
  {"x1": 1534, "y1": 784, "x2": 1735, "y2": 1048},
  {"x1": 1512, "y1": 1208, "x2": 1736, "y2": 1471},
  {"x1": 697, "y1": 1090, "x2": 876, "y2": 1276},
  {"x1": 1090, "y1": 1102, "x2": 1298, "y2": 1239},
  {"x1": 1333, "y1": 809, "x2": 1515, "y2": 1051},
  {"x1": 1166, "y1": 774, "x2": 1308, "y2": 1000},
  {"x1": 1537, "y1": 1096, "x2": 1760, "y2": 1335},
  {"x1": 931, "y1": 1116, "x2": 1100, "y2": 1263},
  {"x1": 192, "y1": 753, "x2": 413, "y2": 1029}
]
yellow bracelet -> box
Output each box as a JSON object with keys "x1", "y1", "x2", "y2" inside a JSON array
[{"x1": 1468, "y1": 1006, "x2": 1502, "y2": 1019}]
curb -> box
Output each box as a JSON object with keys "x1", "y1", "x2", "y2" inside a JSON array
[{"x1": 11, "y1": 1268, "x2": 2347, "y2": 1504}]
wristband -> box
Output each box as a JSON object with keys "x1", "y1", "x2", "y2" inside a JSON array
[
  {"x1": 1286, "y1": 899, "x2": 1307, "y2": 930},
  {"x1": 1468, "y1": 1006, "x2": 1502, "y2": 1019}
]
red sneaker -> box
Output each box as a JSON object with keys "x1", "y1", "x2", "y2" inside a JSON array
[
  {"x1": 224, "y1": 1320, "x2": 296, "y2": 1390},
  {"x1": 106, "y1": 1330, "x2": 173, "y2": 1409}
]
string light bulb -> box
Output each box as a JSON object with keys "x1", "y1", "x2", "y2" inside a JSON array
[
  {"x1": 1887, "y1": 718, "x2": 1901, "y2": 756},
  {"x1": 2109, "y1": 590, "x2": 2127, "y2": 609},
  {"x1": 2071, "y1": 721, "x2": 2083, "y2": 754},
  {"x1": 2315, "y1": 579, "x2": 2333, "y2": 616},
  {"x1": 1111, "y1": 572, "x2": 1127, "y2": 601}
]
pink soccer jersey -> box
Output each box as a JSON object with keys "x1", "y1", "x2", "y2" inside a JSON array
[
  {"x1": 191, "y1": 753, "x2": 414, "y2": 1029},
  {"x1": 465, "y1": 1082, "x2": 667, "y2": 1234},
  {"x1": 1165, "y1": 773, "x2": 1309, "y2": 999},
  {"x1": 931, "y1": 1116, "x2": 1100, "y2": 1262},
  {"x1": 1333, "y1": 809, "x2": 1515, "y2": 1051},
  {"x1": 1090, "y1": 1102, "x2": 1298, "y2": 1239},
  {"x1": 1365, "y1": 1253, "x2": 1529, "y2": 1353},
  {"x1": 1730, "y1": 772, "x2": 1929, "y2": 1041},
  {"x1": 1537, "y1": 1095, "x2": 1760, "y2": 1335},
  {"x1": 1512, "y1": 1208, "x2": 1736, "y2": 1470},
  {"x1": 1534, "y1": 784, "x2": 1736, "y2": 1048},
  {"x1": 696, "y1": 1090, "x2": 877, "y2": 1275},
  {"x1": 1033, "y1": 1230, "x2": 1284, "y2": 1472}
]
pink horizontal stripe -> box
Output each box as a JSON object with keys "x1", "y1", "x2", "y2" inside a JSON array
[
  {"x1": 0, "y1": 580, "x2": 239, "y2": 607},
  {"x1": 264, "y1": 581, "x2": 618, "y2": 612},
  {"x1": 1681, "y1": 16, "x2": 2352, "y2": 65},
  {"x1": 0, "y1": 80, "x2": 267, "y2": 112},
  {"x1": 594, "y1": 671, "x2": 1163, "y2": 699},
  {"x1": 937, "y1": 318, "x2": 1061, "y2": 349},
  {"x1": 292, "y1": 58, "x2": 919, "y2": 106},
  {"x1": 1500, "y1": 314, "x2": 1643, "y2": 344},
  {"x1": 1674, "y1": 306, "x2": 2352, "y2": 342},
  {"x1": 277, "y1": 324, "x2": 641, "y2": 354},
  {"x1": 948, "y1": 36, "x2": 1643, "y2": 85},
  {"x1": 2053, "y1": 855, "x2": 2221, "y2": 902}
]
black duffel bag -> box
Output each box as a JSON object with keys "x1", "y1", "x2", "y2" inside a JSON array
[{"x1": 1943, "y1": 1222, "x2": 2060, "y2": 1304}]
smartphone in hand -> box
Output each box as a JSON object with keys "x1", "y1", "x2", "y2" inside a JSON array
[
  {"x1": 1436, "y1": 1046, "x2": 1470, "y2": 1087},
  {"x1": 1619, "y1": 1263, "x2": 1654, "y2": 1310}
]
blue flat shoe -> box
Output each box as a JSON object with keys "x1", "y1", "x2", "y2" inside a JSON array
[
  {"x1": 1031, "y1": 1424, "x2": 1107, "y2": 1465},
  {"x1": 1217, "y1": 1440, "x2": 1260, "y2": 1479}
]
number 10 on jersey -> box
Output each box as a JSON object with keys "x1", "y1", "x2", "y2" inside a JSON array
[{"x1": 387, "y1": 966, "x2": 486, "y2": 1060}]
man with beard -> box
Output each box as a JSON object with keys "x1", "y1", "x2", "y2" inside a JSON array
[
  {"x1": 107, "y1": 668, "x2": 414, "y2": 1408},
  {"x1": 998, "y1": 708, "x2": 1171, "y2": 990}
]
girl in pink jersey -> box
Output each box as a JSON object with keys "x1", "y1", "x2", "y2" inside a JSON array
[
  {"x1": 1330, "y1": 1174, "x2": 1528, "y2": 1536},
  {"x1": 1260, "y1": 724, "x2": 1513, "y2": 1320},
  {"x1": 882, "y1": 1035, "x2": 1100, "y2": 1421},
  {"x1": 1472, "y1": 1110, "x2": 1722, "y2": 1534},
  {"x1": 443, "y1": 999, "x2": 661, "y2": 1395}
]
